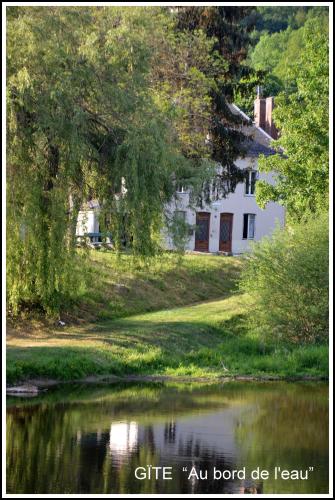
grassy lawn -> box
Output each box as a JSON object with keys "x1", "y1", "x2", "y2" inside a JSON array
[
  {"x1": 65, "y1": 251, "x2": 243, "y2": 322},
  {"x1": 7, "y1": 252, "x2": 328, "y2": 384}
]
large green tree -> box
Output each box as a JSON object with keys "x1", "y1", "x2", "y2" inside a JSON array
[
  {"x1": 175, "y1": 6, "x2": 259, "y2": 201},
  {"x1": 6, "y1": 7, "x2": 183, "y2": 313},
  {"x1": 255, "y1": 17, "x2": 329, "y2": 219},
  {"x1": 7, "y1": 6, "x2": 254, "y2": 314}
]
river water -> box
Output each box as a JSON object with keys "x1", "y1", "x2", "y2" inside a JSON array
[{"x1": 6, "y1": 381, "x2": 329, "y2": 494}]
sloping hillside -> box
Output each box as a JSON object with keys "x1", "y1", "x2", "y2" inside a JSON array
[
  {"x1": 68, "y1": 252, "x2": 243, "y2": 322},
  {"x1": 7, "y1": 252, "x2": 327, "y2": 384}
]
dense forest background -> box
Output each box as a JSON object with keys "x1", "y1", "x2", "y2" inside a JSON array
[{"x1": 234, "y1": 6, "x2": 329, "y2": 114}]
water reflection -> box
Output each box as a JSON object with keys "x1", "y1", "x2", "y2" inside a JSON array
[
  {"x1": 6, "y1": 382, "x2": 329, "y2": 494},
  {"x1": 109, "y1": 422, "x2": 138, "y2": 456}
]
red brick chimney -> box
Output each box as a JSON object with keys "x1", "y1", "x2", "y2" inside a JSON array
[
  {"x1": 254, "y1": 94, "x2": 266, "y2": 130},
  {"x1": 254, "y1": 89, "x2": 278, "y2": 139},
  {"x1": 264, "y1": 96, "x2": 279, "y2": 139}
]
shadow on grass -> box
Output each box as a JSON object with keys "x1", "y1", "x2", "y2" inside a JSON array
[
  {"x1": 6, "y1": 310, "x2": 253, "y2": 383},
  {"x1": 6, "y1": 291, "x2": 328, "y2": 384},
  {"x1": 73, "y1": 255, "x2": 242, "y2": 321},
  {"x1": 8, "y1": 312, "x2": 249, "y2": 349}
]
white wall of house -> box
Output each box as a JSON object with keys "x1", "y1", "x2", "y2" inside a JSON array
[
  {"x1": 164, "y1": 157, "x2": 285, "y2": 254},
  {"x1": 75, "y1": 158, "x2": 285, "y2": 254},
  {"x1": 75, "y1": 100, "x2": 285, "y2": 253},
  {"x1": 76, "y1": 209, "x2": 100, "y2": 235}
]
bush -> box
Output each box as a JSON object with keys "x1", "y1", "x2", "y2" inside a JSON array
[
  {"x1": 166, "y1": 212, "x2": 194, "y2": 255},
  {"x1": 239, "y1": 212, "x2": 328, "y2": 344}
]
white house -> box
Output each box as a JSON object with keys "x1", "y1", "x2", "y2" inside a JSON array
[
  {"x1": 76, "y1": 96, "x2": 285, "y2": 254},
  {"x1": 164, "y1": 98, "x2": 285, "y2": 254}
]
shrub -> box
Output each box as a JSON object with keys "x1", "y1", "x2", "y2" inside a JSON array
[
  {"x1": 239, "y1": 212, "x2": 329, "y2": 344},
  {"x1": 166, "y1": 211, "x2": 194, "y2": 255}
]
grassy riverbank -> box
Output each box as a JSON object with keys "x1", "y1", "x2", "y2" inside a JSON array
[
  {"x1": 65, "y1": 251, "x2": 243, "y2": 322},
  {"x1": 6, "y1": 252, "x2": 328, "y2": 385}
]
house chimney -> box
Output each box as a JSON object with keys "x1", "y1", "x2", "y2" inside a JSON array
[
  {"x1": 254, "y1": 92, "x2": 266, "y2": 130},
  {"x1": 265, "y1": 96, "x2": 279, "y2": 139}
]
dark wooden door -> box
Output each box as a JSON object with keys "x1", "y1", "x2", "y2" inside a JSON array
[
  {"x1": 195, "y1": 212, "x2": 210, "y2": 252},
  {"x1": 219, "y1": 213, "x2": 233, "y2": 253}
]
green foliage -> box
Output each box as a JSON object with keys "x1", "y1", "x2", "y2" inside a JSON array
[
  {"x1": 233, "y1": 69, "x2": 282, "y2": 116},
  {"x1": 7, "y1": 291, "x2": 328, "y2": 384},
  {"x1": 166, "y1": 212, "x2": 194, "y2": 255},
  {"x1": 233, "y1": 8, "x2": 328, "y2": 117},
  {"x1": 110, "y1": 119, "x2": 180, "y2": 256},
  {"x1": 249, "y1": 7, "x2": 329, "y2": 98},
  {"x1": 71, "y1": 252, "x2": 242, "y2": 320},
  {"x1": 253, "y1": 6, "x2": 326, "y2": 36},
  {"x1": 7, "y1": 252, "x2": 328, "y2": 383},
  {"x1": 256, "y1": 17, "x2": 329, "y2": 218},
  {"x1": 272, "y1": 26, "x2": 305, "y2": 91},
  {"x1": 239, "y1": 212, "x2": 329, "y2": 344},
  {"x1": 254, "y1": 6, "x2": 309, "y2": 34},
  {"x1": 251, "y1": 29, "x2": 292, "y2": 73},
  {"x1": 175, "y1": 6, "x2": 257, "y2": 193},
  {"x1": 7, "y1": 7, "x2": 238, "y2": 314}
]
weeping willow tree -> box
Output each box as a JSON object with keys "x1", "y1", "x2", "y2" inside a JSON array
[
  {"x1": 7, "y1": 7, "x2": 177, "y2": 314},
  {"x1": 7, "y1": 6, "x2": 253, "y2": 315},
  {"x1": 7, "y1": 8, "x2": 96, "y2": 314}
]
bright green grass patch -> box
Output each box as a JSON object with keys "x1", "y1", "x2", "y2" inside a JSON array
[
  {"x1": 68, "y1": 251, "x2": 242, "y2": 321},
  {"x1": 7, "y1": 294, "x2": 328, "y2": 384}
]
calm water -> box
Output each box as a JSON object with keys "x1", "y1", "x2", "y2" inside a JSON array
[{"x1": 6, "y1": 381, "x2": 329, "y2": 494}]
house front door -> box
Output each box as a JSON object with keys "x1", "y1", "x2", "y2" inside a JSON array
[
  {"x1": 195, "y1": 212, "x2": 210, "y2": 252},
  {"x1": 219, "y1": 213, "x2": 233, "y2": 253}
]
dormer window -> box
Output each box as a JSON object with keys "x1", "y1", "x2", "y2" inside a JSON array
[{"x1": 245, "y1": 170, "x2": 257, "y2": 196}]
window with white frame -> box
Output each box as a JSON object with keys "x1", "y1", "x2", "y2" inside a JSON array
[
  {"x1": 245, "y1": 170, "x2": 257, "y2": 195},
  {"x1": 174, "y1": 210, "x2": 186, "y2": 221},
  {"x1": 172, "y1": 210, "x2": 193, "y2": 237},
  {"x1": 243, "y1": 214, "x2": 256, "y2": 239}
]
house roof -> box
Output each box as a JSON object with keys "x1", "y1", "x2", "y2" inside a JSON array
[
  {"x1": 242, "y1": 137, "x2": 277, "y2": 157},
  {"x1": 229, "y1": 103, "x2": 279, "y2": 158}
]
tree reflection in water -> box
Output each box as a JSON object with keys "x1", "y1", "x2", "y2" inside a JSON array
[{"x1": 6, "y1": 382, "x2": 328, "y2": 494}]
